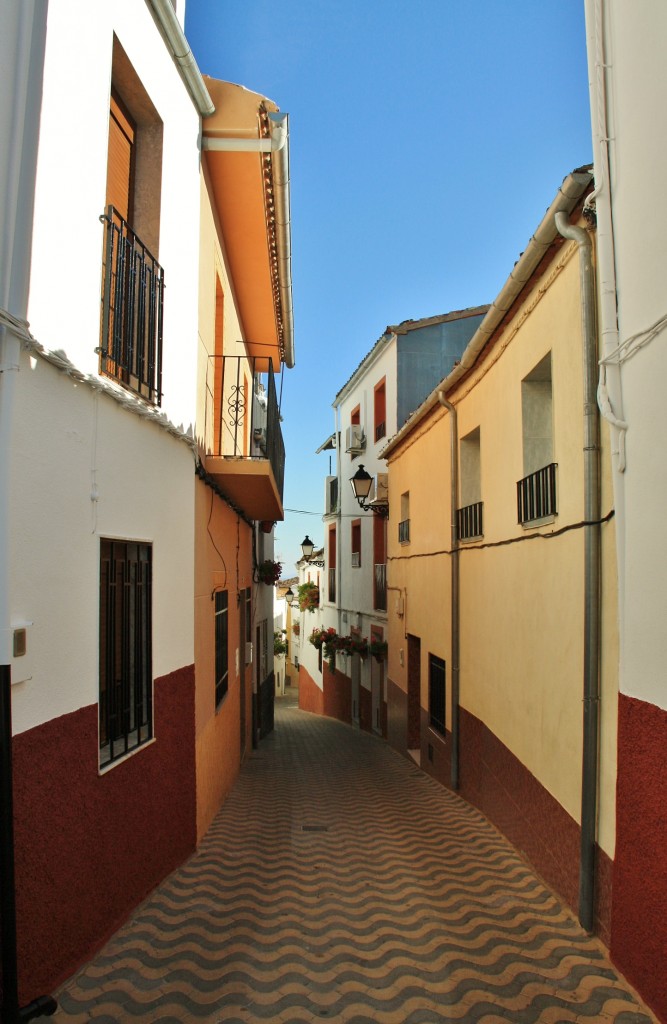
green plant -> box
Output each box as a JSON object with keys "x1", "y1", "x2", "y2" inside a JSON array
[
  {"x1": 298, "y1": 581, "x2": 319, "y2": 612},
  {"x1": 274, "y1": 630, "x2": 288, "y2": 656},
  {"x1": 368, "y1": 638, "x2": 388, "y2": 660},
  {"x1": 308, "y1": 627, "x2": 328, "y2": 650},
  {"x1": 257, "y1": 559, "x2": 282, "y2": 585}
]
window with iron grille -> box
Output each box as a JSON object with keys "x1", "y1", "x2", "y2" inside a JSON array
[
  {"x1": 428, "y1": 654, "x2": 446, "y2": 736},
  {"x1": 99, "y1": 540, "x2": 153, "y2": 767},
  {"x1": 458, "y1": 427, "x2": 483, "y2": 539},
  {"x1": 351, "y1": 519, "x2": 361, "y2": 567},
  {"x1": 374, "y1": 378, "x2": 386, "y2": 442},
  {"x1": 399, "y1": 491, "x2": 410, "y2": 543},
  {"x1": 457, "y1": 501, "x2": 483, "y2": 541},
  {"x1": 215, "y1": 590, "x2": 229, "y2": 706},
  {"x1": 519, "y1": 353, "x2": 555, "y2": 523},
  {"x1": 101, "y1": 47, "x2": 164, "y2": 406},
  {"x1": 517, "y1": 463, "x2": 558, "y2": 524},
  {"x1": 100, "y1": 206, "x2": 164, "y2": 405}
]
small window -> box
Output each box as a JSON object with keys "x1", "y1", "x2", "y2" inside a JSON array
[
  {"x1": 374, "y1": 378, "x2": 386, "y2": 442},
  {"x1": 351, "y1": 519, "x2": 361, "y2": 567},
  {"x1": 351, "y1": 405, "x2": 360, "y2": 426},
  {"x1": 399, "y1": 491, "x2": 410, "y2": 544},
  {"x1": 99, "y1": 39, "x2": 165, "y2": 406},
  {"x1": 458, "y1": 427, "x2": 483, "y2": 540},
  {"x1": 428, "y1": 654, "x2": 446, "y2": 736},
  {"x1": 328, "y1": 524, "x2": 337, "y2": 602},
  {"x1": 99, "y1": 540, "x2": 153, "y2": 767},
  {"x1": 518, "y1": 353, "x2": 557, "y2": 524},
  {"x1": 215, "y1": 590, "x2": 229, "y2": 706}
]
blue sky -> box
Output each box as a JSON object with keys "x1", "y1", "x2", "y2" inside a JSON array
[{"x1": 184, "y1": 0, "x2": 593, "y2": 573}]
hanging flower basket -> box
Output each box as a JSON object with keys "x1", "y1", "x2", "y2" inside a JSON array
[
  {"x1": 257, "y1": 559, "x2": 282, "y2": 585},
  {"x1": 368, "y1": 639, "x2": 388, "y2": 662},
  {"x1": 292, "y1": 621, "x2": 301, "y2": 637},
  {"x1": 273, "y1": 630, "x2": 288, "y2": 656},
  {"x1": 298, "y1": 581, "x2": 320, "y2": 612},
  {"x1": 308, "y1": 627, "x2": 328, "y2": 650}
]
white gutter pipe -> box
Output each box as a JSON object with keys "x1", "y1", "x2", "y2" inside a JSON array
[
  {"x1": 147, "y1": 0, "x2": 215, "y2": 116},
  {"x1": 382, "y1": 169, "x2": 593, "y2": 462}
]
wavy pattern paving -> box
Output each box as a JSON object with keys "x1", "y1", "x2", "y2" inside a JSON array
[{"x1": 55, "y1": 692, "x2": 656, "y2": 1024}]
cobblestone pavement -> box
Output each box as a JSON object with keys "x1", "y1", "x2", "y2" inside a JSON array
[{"x1": 53, "y1": 690, "x2": 657, "y2": 1023}]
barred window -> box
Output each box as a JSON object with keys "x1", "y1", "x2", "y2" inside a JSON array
[
  {"x1": 99, "y1": 540, "x2": 153, "y2": 767},
  {"x1": 429, "y1": 654, "x2": 446, "y2": 736},
  {"x1": 215, "y1": 590, "x2": 229, "y2": 706}
]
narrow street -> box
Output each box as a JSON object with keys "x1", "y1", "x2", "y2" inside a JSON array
[{"x1": 54, "y1": 692, "x2": 655, "y2": 1024}]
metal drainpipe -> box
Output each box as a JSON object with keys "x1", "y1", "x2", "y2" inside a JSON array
[
  {"x1": 555, "y1": 212, "x2": 601, "y2": 934},
  {"x1": 437, "y1": 393, "x2": 460, "y2": 790}
]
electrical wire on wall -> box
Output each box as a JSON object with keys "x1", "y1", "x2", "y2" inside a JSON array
[{"x1": 207, "y1": 488, "x2": 227, "y2": 589}]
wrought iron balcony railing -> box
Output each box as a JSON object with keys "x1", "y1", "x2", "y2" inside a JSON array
[
  {"x1": 517, "y1": 463, "x2": 558, "y2": 524},
  {"x1": 398, "y1": 518, "x2": 410, "y2": 543},
  {"x1": 457, "y1": 501, "x2": 483, "y2": 541},
  {"x1": 99, "y1": 206, "x2": 164, "y2": 406},
  {"x1": 204, "y1": 355, "x2": 285, "y2": 503}
]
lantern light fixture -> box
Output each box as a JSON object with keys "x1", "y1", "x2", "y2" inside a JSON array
[
  {"x1": 350, "y1": 465, "x2": 389, "y2": 518},
  {"x1": 301, "y1": 535, "x2": 324, "y2": 567}
]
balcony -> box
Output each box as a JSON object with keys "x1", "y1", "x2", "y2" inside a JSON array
[
  {"x1": 517, "y1": 463, "x2": 557, "y2": 525},
  {"x1": 99, "y1": 206, "x2": 164, "y2": 406},
  {"x1": 203, "y1": 355, "x2": 285, "y2": 521},
  {"x1": 457, "y1": 501, "x2": 483, "y2": 541}
]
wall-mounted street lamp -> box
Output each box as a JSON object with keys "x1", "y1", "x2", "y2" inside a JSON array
[
  {"x1": 284, "y1": 586, "x2": 295, "y2": 603},
  {"x1": 301, "y1": 535, "x2": 325, "y2": 567},
  {"x1": 350, "y1": 465, "x2": 389, "y2": 518}
]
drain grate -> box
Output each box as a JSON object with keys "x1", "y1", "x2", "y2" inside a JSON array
[{"x1": 302, "y1": 825, "x2": 329, "y2": 833}]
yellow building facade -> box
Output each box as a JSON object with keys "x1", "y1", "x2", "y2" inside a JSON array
[{"x1": 384, "y1": 172, "x2": 618, "y2": 941}]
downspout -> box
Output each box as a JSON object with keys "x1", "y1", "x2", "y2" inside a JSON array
[
  {"x1": 554, "y1": 212, "x2": 601, "y2": 934},
  {"x1": 437, "y1": 393, "x2": 460, "y2": 790},
  {"x1": 147, "y1": 0, "x2": 215, "y2": 116}
]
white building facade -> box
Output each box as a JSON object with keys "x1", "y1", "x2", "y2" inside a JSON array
[
  {"x1": 1, "y1": 0, "x2": 209, "y2": 1005},
  {"x1": 584, "y1": 2, "x2": 667, "y2": 1018}
]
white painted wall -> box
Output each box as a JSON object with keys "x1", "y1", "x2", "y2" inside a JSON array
[
  {"x1": 28, "y1": 0, "x2": 201, "y2": 433},
  {"x1": 334, "y1": 339, "x2": 396, "y2": 627},
  {"x1": 9, "y1": 353, "x2": 194, "y2": 735},
  {"x1": 8, "y1": 0, "x2": 200, "y2": 735},
  {"x1": 587, "y1": 0, "x2": 667, "y2": 711}
]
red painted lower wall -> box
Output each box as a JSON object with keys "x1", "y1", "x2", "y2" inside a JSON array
[
  {"x1": 421, "y1": 705, "x2": 612, "y2": 945},
  {"x1": 323, "y1": 664, "x2": 351, "y2": 723},
  {"x1": 612, "y1": 693, "x2": 667, "y2": 1022},
  {"x1": 298, "y1": 666, "x2": 324, "y2": 715},
  {"x1": 12, "y1": 664, "x2": 196, "y2": 1002}
]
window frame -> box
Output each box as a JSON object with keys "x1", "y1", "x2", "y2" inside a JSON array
[
  {"x1": 215, "y1": 589, "x2": 229, "y2": 707},
  {"x1": 428, "y1": 654, "x2": 446, "y2": 736},
  {"x1": 99, "y1": 539, "x2": 153, "y2": 769}
]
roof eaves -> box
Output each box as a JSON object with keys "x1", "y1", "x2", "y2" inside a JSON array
[{"x1": 382, "y1": 166, "x2": 594, "y2": 460}]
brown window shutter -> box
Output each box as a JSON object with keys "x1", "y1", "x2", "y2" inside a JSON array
[{"x1": 106, "y1": 93, "x2": 135, "y2": 222}]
